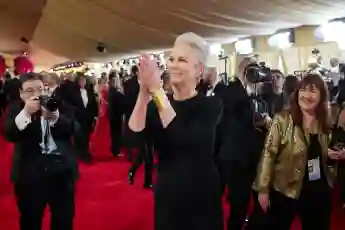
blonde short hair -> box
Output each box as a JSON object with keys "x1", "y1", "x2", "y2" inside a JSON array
[{"x1": 174, "y1": 32, "x2": 209, "y2": 66}]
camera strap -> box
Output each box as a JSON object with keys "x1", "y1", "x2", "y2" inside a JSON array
[{"x1": 43, "y1": 119, "x2": 50, "y2": 152}]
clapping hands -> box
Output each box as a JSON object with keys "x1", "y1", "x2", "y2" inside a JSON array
[{"x1": 138, "y1": 54, "x2": 161, "y2": 92}]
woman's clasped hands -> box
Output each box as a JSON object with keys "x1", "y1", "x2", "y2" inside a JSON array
[{"x1": 138, "y1": 54, "x2": 161, "y2": 92}]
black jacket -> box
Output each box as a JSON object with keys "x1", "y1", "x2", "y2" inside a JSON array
[
  {"x1": 109, "y1": 87, "x2": 126, "y2": 121},
  {"x1": 3, "y1": 77, "x2": 21, "y2": 102},
  {"x1": 4, "y1": 102, "x2": 79, "y2": 183},
  {"x1": 70, "y1": 85, "x2": 98, "y2": 126},
  {"x1": 123, "y1": 76, "x2": 140, "y2": 118},
  {"x1": 217, "y1": 78, "x2": 266, "y2": 168}
]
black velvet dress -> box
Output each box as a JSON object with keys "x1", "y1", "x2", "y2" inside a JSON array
[{"x1": 144, "y1": 94, "x2": 224, "y2": 230}]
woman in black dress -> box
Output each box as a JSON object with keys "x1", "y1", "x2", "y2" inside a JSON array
[{"x1": 128, "y1": 32, "x2": 224, "y2": 230}]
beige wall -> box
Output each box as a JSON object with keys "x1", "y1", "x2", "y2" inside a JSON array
[{"x1": 217, "y1": 26, "x2": 343, "y2": 77}]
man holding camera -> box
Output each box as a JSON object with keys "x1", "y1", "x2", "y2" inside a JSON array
[
  {"x1": 217, "y1": 57, "x2": 272, "y2": 230},
  {"x1": 4, "y1": 72, "x2": 78, "y2": 230}
]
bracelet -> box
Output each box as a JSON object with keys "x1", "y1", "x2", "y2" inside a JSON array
[{"x1": 151, "y1": 89, "x2": 165, "y2": 112}]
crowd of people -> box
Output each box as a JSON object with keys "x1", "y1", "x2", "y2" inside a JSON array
[{"x1": 1, "y1": 32, "x2": 345, "y2": 230}]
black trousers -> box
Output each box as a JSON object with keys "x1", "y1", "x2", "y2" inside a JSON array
[
  {"x1": 268, "y1": 181, "x2": 332, "y2": 230},
  {"x1": 221, "y1": 160, "x2": 256, "y2": 230},
  {"x1": 0, "y1": 93, "x2": 6, "y2": 117},
  {"x1": 338, "y1": 161, "x2": 345, "y2": 204},
  {"x1": 246, "y1": 191, "x2": 273, "y2": 229},
  {"x1": 14, "y1": 172, "x2": 75, "y2": 230},
  {"x1": 123, "y1": 117, "x2": 138, "y2": 161},
  {"x1": 74, "y1": 120, "x2": 92, "y2": 161},
  {"x1": 110, "y1": 118, "x2": 123, "y2": 156},
  {"x1": 129, "y1": 140, "x2": 154, "y2": 185}
]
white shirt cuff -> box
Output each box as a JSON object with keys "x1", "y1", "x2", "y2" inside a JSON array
[
  {"x1": 15, "y1": 109, "x2": 32, "y2": 131},
  {"x1": 49, "y1": 110, "x2": 60, "y2": 126}
]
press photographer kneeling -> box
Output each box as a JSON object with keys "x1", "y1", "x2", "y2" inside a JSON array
[
  {"x1": 218, "y1": 57, "x2": 278, "y2": 230},
  {"x1": 4, "y1": 72, "x2": 78, "y2": 230}
]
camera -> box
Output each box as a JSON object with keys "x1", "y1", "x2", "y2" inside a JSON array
[
  {"x1": 39, "y1": 95, "x2": 60, "y2": 112},
  {"x1": 311, "y1": 48, "x2": 320, "y2": 55},
  {"x1": 245, "y1": 62, "x2": 272, "y2": 84},
  {"x1": 244, "y1": 62, "x2": 273, "y2": 125}
]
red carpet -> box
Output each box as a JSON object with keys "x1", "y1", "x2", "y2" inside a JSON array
[{"x1": 1, "y1": 133, "x2": 345, "y2": 229}]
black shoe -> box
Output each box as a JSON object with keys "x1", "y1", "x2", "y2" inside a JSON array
[
  {"x1": 111, "y1": 152, "x2": 120, "y2": 157},
  {"x1": 128, "y1": 172, "x2": 134, "y2": 185},
  {"x1": 144, "y1": 183, "x2": 153, "y2": 189}
]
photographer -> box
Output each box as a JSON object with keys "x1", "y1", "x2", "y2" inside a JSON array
[
  {"x1": 218, "y1": 57, "x2": 271, "y2": 230},
  {"x1": 4, "y1": 72, "x2": 78, "y2": 230}
]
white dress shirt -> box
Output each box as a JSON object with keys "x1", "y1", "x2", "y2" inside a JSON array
[
  {"x1": 206, "y1": 83, "x2": 218, "y2": 97},
  {"x1": 15, "y1": 109, "x2": 60, "y2": 155},
  {"x1": 328, "y1": 67, "x2": 342, "y2": 86},
  {"x1": 80, "y1": 88, "x2": 88, "y2": 108}
]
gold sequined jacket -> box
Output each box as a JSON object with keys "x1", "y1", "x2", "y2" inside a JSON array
[{"x1": 253, "y1": 111, "x2": 336, "y2": 199}]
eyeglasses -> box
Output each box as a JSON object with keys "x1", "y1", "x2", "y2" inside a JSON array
[{"x1": 22, "y1": 88, "x2": 43, "y2": 95}]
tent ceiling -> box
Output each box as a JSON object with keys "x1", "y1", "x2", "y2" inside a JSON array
[
  {"x1": 0, "y1": 0, "x2": 45, "y2": 53},
  {"x1": 0, "y1": 0, "x2": 68, "y2": 67},
  {"x1": 1, "y1": 0, "x2": 345, "y2": 67}
]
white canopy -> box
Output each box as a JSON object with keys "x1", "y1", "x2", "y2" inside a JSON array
[{"x1": 0, "y1": 0, "x2": 344, "y2": 67}]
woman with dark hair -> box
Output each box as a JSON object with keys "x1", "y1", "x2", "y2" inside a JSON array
[
  {"x1": 254, "y1": 73, "x2": 345, "y2": 230},
  {"x1": 282, "y1": 74, "x2": 300, "y2": 109}
]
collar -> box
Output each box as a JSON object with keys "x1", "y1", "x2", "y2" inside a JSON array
[{"x1": 50, "y1": 85, "x2": 57, "y2": 92}]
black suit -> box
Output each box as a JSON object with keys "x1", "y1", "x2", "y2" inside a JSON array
[
  {"x1": 59, "y1": 80, "x2": 75, "y2": 103},
  {"x1": 128, "y1": 101, "x2": 155, "y2": 187},
  {"x1": 4, "y1": 102, "x2": 78, "y2": 230},
  {"x1": 217, "y1": 78, "x2": 266, "y2": 230},
  {"x1": 3, "y1": 77, "x2": 21, "y2": 102},
  {"x1": 108, "y1": 87, "x2": 126, "y2": 156},
  {"x1": 123, "y1": 76, "x2": 140, "y2": 160},
  {"x1": 71, "y1": 86, "x2": 98, "y2": 161},
  {"x1": 50, "y1": 85, "x2": 74, "y2": 119},
  {"x1": 196, "y1": 79, "x2": 209, "y2": 95},
  {"x1": 0, "y1": 80, "x2": 6, "y2": 116}
]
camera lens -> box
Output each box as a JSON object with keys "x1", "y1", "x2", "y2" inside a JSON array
[{"x1": 40, "y1": 95, "x2": 59, "y2": 111}]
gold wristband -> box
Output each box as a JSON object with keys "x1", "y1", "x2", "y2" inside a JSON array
[{"x1": 151, "y1": 89, "x2": 165, "y2": 112}]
